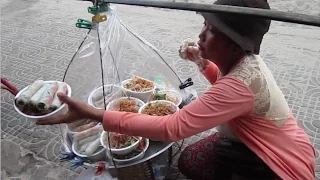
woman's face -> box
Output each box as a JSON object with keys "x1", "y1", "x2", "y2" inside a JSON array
[{"x1": 197, "y1": 20, "x2": 234, "y2": 63}]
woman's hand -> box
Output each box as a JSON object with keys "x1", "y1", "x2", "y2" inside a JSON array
[
  {"x1": 36, "y1": 93, "x2": 104, "y2": 125},
  {"x1": 179, "y1": 39, "x2": 209, "y2": 71},
  {"x1": 179, "y1": 40, "x2": 202, "y2": 62}
]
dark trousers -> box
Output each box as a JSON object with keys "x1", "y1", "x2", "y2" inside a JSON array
[{"x1": 177, "y1": 132, "x2": 280, "y2": 180}]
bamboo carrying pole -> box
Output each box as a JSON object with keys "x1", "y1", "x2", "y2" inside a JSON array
[{"x1": 100, "y1": 0, "x2": 320, "y2": 27}]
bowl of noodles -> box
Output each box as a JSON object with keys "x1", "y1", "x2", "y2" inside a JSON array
[
  {"x1": 106, "y1": 97, "x2": 144, "y2": 113},
  {"x1": 100, "y1": 131, "x2": 143, "y2": 155},
  {"x1": 106, "y1": 138, "x2": 149, "y2": 165},
  {"x1": 121, "y1": 76, "x2": 156, "y2": 102},
  {"x1": 139, "y1": 100, "x2": 179, "y2": 116}
]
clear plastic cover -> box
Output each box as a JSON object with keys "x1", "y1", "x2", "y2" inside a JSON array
[
  {"x1": 60, "y1": 5, "x2": 193, "y2": 168},
  {"x1": 64, "y1": 6, "x2": 189, "y2": 104}
]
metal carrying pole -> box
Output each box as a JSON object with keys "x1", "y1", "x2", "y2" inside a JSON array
[{"x1": 97, "y1": 0, "x2": 320, "y2": 27}]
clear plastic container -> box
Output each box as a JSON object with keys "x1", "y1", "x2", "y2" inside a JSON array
[{"x1": 152, "y1": 152, "x2": 170, "y2": 180}]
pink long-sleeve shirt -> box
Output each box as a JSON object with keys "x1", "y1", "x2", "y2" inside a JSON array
[{"x1": 102, "y1": 55, "x2": 316, "y2": 180}]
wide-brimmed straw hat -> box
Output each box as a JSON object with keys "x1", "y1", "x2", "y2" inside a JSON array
[{"x1": 200, "y1": 0, "x2": 271, "y2": 54}]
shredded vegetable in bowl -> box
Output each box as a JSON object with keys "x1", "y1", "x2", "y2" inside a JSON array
[
  {"x1": 118, "y1": 99, "x2": 140, "y2": 113},
  {"x1": 106, "y1": 133, "x2": 139, "y2": 149},
  {"x1": 112, "y1": 139, "x2": 146, "y2": 159},
  {"x1": 153, "y1": 89, "x2": 182, "y2": 105},
  {"x1": 123, "y1": 76, "x2": 154, "y2": 92},
  {"x1": 140, "y1": 101, "x2": 177, "y2": 116},
  {"x1": 107, "y1": 97, "x2": 144, "y2": 113}
]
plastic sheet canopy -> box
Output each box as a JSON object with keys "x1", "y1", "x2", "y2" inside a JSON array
[
  {"x1": 60, "y1": 6, "x2": 193, "y2": 154},
  {"x1": 63, "y1": 6, "x2": 190, "y2": 104}
]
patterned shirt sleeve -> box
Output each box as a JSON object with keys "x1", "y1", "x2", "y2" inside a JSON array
[{"x1": 201, "y1": 61, "x2": 220, "y2": 84}]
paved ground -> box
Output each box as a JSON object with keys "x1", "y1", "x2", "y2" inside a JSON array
[{"x1": 1, "y1": 0, "x2": 320, "y2": 179}]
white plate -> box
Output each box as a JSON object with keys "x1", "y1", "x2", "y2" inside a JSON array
[{"x1": 13, "y1": 81, "x2": 71, "y2": 122}]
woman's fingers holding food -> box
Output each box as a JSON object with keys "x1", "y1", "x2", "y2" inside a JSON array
[{"x1": 185, "y1": 46, "x2": 201, "y2": 62}]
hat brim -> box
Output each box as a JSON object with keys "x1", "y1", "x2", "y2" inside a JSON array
[{"x1": 200, "y1": 12, "x2": 255, "y2": 53}]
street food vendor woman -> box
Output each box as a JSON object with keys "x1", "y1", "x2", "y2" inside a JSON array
[{"x1": 37, "y1": 0, "x2": 316, "y2": 179}]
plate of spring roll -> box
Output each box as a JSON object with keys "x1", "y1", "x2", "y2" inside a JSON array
[
  {"x1": 13, "y1": 80, "x2": 71, "y2": 121},
  {"x1": 72, "y1": 125, "x2": 106, "y2": 161}
]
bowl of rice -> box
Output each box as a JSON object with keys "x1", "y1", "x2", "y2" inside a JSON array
[
  {"x1": 139, "y1": 100, "x2": 179, "y2": 116},
  {"x1": 121, "y1": 76, "x2": 156, "y2": 102},
  {"x1": 100, "y1": 131, "x2": 143, "y2": 156}
]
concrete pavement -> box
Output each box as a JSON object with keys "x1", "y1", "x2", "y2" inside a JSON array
[{"x1": 1, "y1": 0, "x2": 319, "y2": 179}]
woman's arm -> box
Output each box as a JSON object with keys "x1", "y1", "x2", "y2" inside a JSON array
[
  {"x1": 200, "y1": 60, "x2": 220, "y2": 84},
  {"x1": 102, "y1": 76, "x2": 254, "y2": 142}
]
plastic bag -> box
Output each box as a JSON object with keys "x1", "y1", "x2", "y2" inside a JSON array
[
  {"x1": 76, "y1": 167, "x2": 118, "y2": 180},
  {"x1": 63, "y1": 6, "x2": 190, "y2": 103},
  {"x1": 60, "y1": 4, "x2": 194, "y2": 168}
]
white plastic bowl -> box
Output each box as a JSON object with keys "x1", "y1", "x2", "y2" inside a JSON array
[
  {"x1": 138, "y1": 100, "x2": 179, "y2": 115},
  {"x1": 155, "y1": 90, "x2": 182, "y2": 106},
  {"x1": 106, "y1": 97, "x2": 145, "y2": 112},
  {"x1": 121, "y1": 79, "x2": 156, "y2": 102},
  {"x1": 106, "y1": 138, "x2": 149, "y2": 165},
  {"x1": 72, "y1": 132, "x2": 106, "y2": 162},
  {"x1": 13, "y1": 81, "x2": 71, "y2": 122},
  {"x1": 100, "y1": 131, "x2": 143, "y2": 156},
  {"x1": 87, "y1": 84, "x2": 123, "y2": 109}
]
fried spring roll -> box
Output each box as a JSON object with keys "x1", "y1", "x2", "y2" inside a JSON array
[
  {"x1": 67, "y1": 119, "x2": 88, "y2": 130},
  {"x1": 29, "y1": 84, "x2": 49, "y2": 108},
  {"x1": 73, "y1": 125, "x2": 103, "y2": 141},
  {"x1": 16, "y1": 80, "x2": 44, "y2": 107},
  {"x1": 73, "y1": 122, "x2": 98, "y2": 132},
  {"x1": 37, "y1": 82, "x2": 59, "y2": 111},
  {"x1": 50, "y1": 82, "x2": 68, "y2": 110},
  {"x1": 83, "y1": 138, "x2": 101, "y2": 156},
  {"x1": 78, "y1": 134, "x2": 100, "y2": 146},
  {"x1": 80, "y1": 141, "x2": 92, "y2": 152}
]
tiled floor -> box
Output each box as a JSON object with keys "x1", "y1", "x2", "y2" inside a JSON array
[{"x1": 1, "y1": 0, "x2": 320, "y2": 179}]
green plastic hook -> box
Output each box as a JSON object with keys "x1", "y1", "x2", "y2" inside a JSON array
[
  {"x1": 76, "y1": 19, "x2": 94, "y2": 29},
  {"x1": 88, "y1": 4, "x2": 109, "y2": 14},
  {"x1": 88, "y1": 6, "x2": 100, "y2": 15}
]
